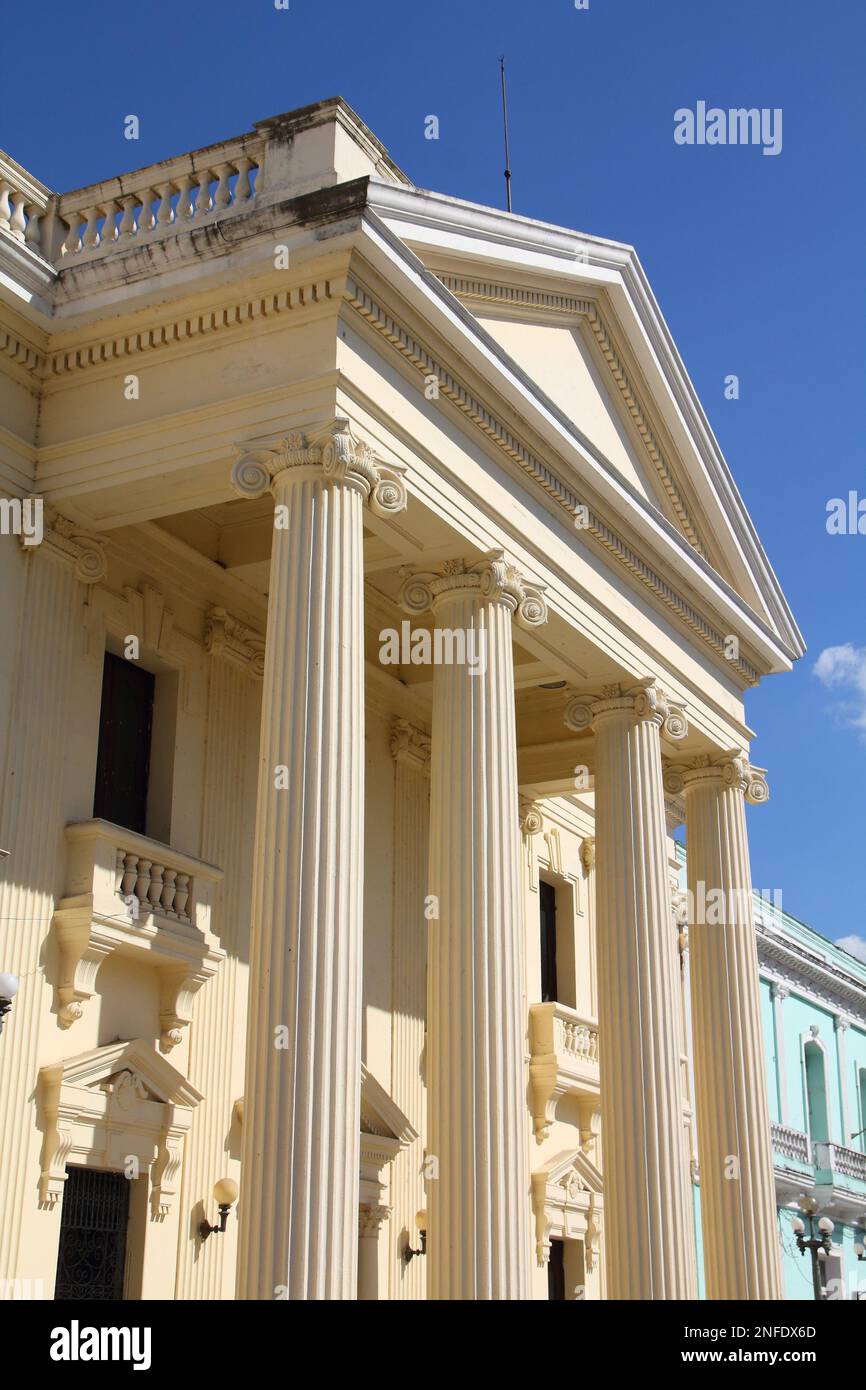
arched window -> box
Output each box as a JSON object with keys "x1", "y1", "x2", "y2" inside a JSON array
[{"x1": 804, "y1": 1039, "x2": 829, "y2": 1143}]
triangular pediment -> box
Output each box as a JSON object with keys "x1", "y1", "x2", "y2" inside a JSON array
[
  {"x1": 41, "y1": 1038, "x2": 203, "y2": 1109},
  {"x1": 360, "y1": 1063, "x2": 417, "y2": 1144},
  {"x1": 535, "y1": 1146, "x2": 604, "y2": 1201},
  {"x1": 363, "y1": 190, "x2": 804, "y2": 670}
]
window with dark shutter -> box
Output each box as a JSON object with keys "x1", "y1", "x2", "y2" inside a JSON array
[{"x1": 93, "y1": 651, "x2": 155, "y2": 834}]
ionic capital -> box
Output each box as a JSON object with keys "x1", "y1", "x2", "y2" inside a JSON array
[
  {"x1": 231, "y1": 417, "x2": 408, "y2": 518},
  {"x1": 23, "y1": 505, "x2": 108, "y2": 585},
  {"x1": 669, "y1": 750, "x2": 769, "y2": 805},
  {"x1": 204, "y1": 606, "x2": 265, "y2": 680},
  {"x1": 769, "y1": 980, "x2": 790, "y2": 1002},
  {"x1": 519, "y1": 797, "x2": 543, "y2": 837},
  {"x1": 564, "y1": 678, "x2": 688, "y2": 740},
  {"x1": 389, "y1": 717, "x2": 431, "y2": 772},
  {"x1": 400, "y1": 551, "x2": 547, "y2": 629}
]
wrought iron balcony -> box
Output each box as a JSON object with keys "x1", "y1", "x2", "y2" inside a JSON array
[{"x1": 529, "y1": 1002, "x2": 600, "y2": 1140}]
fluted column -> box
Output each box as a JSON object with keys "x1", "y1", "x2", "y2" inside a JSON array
[
  {"x1": 680, "y1": 753, "x2": 782, "y2": 1300},
  {"x1": 402, "y1": 554, "x2": 547, "y2": 1299},
  {"x1": 565, "y1": 680, "x2": 695, "y2": 1299},
  {"x1": 175, "y1": 611, "x2": 262, "y2": 1299},
  {"x1": 233, "y1": 421, "x2": 407, "y2": 1300},
  {"x1": 389, "y1": 718, "x2": 430, "y2": 1299},
  {"x1": 0, "y1": 517, "x2": 106, "y2": 1283}
]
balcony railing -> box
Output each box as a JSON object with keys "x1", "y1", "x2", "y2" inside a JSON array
[
  {"x1": 814, "y1": 1141, "x2": 866, "y2": 1186},
  {"x1": 51, "y1": 818, "x2": 224, "y2": 1050},
  {"x1": 771, "y1": 1122, "x2": 810, "y2": 1165},
  {"x1": 529, "y1": 1002, "x2": 600, "y2": 1140}
]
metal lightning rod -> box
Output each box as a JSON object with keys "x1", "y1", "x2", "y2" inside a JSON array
[{"x1": 499, "y1": 56, "x2": 512, "y2": 212}]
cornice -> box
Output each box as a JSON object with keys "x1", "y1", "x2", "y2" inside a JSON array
[
  {"x1": 0, "y1": 321, "x2": 47, "y2": 378},
  {"x1": 346, "y1": 272, "x2": 760, "y2": 685},
  {"x1": 437, "y1": 273, "x2": 707, "y2": 559},
  {"x1": 42, "y1": 275, "x2": 340, "y2": 379},
  {"x1": 758, "y1": 924, "x2": 866, "y2": 1025}
]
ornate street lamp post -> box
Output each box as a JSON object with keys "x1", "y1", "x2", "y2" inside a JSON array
[{"x1": 792, "y1": 1195, "x2": 834, "y2": 1301}]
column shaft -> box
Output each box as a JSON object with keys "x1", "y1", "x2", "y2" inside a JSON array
[
  {"x1": 592, "y1": 692, "x2": 696, "y2": 1299},
  {"x1": 236, "y1": 464, "x2": 366, "y2": 1300},
  {"x1": 422, "y1": 560, "x2": 543, "y2": 1299},
  {"x1": 684, "y1": 759, "x2": 782, "y2": 1300}
]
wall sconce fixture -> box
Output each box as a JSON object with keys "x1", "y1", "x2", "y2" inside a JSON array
[
  {"x1": 0, "y1": 972, "x2": 19, "y2": 1034},
  {"x1": 199, "y1": 1178, "x2": 239, "y2": 1241},
  {"x1": 403, "y1": 1209, "x2": 427, "y2": 1263}
]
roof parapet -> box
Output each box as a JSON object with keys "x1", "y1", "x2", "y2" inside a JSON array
[{"x1": 0, "y1": 96, "x2": 410, "y2": 269}]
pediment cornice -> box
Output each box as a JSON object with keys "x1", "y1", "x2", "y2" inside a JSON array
[{"x1": 345, "y1": 266, "x2": 766, "y2": 685}]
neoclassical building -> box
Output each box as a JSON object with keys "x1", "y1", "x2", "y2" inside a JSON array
[{"x1": 0, "y1": 97, "x2": 805, "y2": 1301}]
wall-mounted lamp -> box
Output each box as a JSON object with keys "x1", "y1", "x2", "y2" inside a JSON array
[
  {"x1": 402, "y1": 1209, "x2": 427, "y2": 1263},
  {"x1": 0, "y1": 972, "x2": 19, "y2": 1035},
  {"x1": 199, "y1": 1178, "x2": 239, "y2": 1241}
]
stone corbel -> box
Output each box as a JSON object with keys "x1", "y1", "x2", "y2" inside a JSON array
[
  {"x1": 158, "y1": 964, "x2": 213, "y2": 1053},
  {"x1": 577, "y1": 1098, "x2": 601, "y2": 1159},
  {"x1": 53, "y1": 905, "x2": 114, "y2": 1028},
  {"x1": 37, "y1": 1065, "x2": 75, "y2": 1207},
  {"x1": 584, "y1": 1193, "x2": 600, "y2": 1273},
  {"x1": 579, "y1": 836, "x2": 596, "y2": 875},
  {"x1": 519, "y1": 797, "x2": 542, "y2": 893},
  {"x1": 204, "y1": 606, "x2": 265, "y2": 680},
  {"x1": 150, "y1": 1125, "x2": 185, "y2": 1219}
]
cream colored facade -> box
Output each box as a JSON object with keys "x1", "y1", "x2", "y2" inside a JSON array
[{"x1": 0, "y1": 98, "x2": 804, "y2": 1301}]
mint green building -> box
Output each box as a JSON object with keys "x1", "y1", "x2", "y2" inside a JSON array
[{"x1": 679, "y1": 849, "x2": 866, "y2": 1300}]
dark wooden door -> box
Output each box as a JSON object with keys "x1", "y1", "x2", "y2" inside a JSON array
[
  {"x1": 547, "y1": 1237, "x2": 565, "y2": 1300},
  {"x1": 55, "y1": 1167, "x2": 130, "y2": 1300},
  {"x1": 540, "y1": 879, "x2": 558, "y2": 1003},
  {"x1": 92, "y1": 651, "x2": 154, "y2": 834}
]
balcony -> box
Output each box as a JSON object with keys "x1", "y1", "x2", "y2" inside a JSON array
[
  {"x1": 529, "y1": 1002, "x2": 600, "y2": 1141},
  {"x1": 50, "y1": 819, "x2": 224, "y2": 1051},
  {"x1": 813, "y1": 1142, "x2": 866, "y2": 1189},
  {"x1": 771, "y1": 1122, "x2": 811, "y2": 1166}
]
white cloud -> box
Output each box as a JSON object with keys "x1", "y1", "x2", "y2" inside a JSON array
[
  {"x1": 812, "y1": 643, "x2": 866, "y2": 733},
  {"x1": 836, "y1": 934, "x2": 866, "y2": 964}
]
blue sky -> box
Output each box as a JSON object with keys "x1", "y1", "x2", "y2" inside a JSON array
[{"x1": 4, "y1": 0, "x2": 864, "y2": 948}]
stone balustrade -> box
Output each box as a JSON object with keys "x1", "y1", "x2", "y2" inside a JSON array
[
  {"x1": 529, "y1": 1001, "x2": 600, "y2": 1140},
  {"x1": 55, "y1": 136, "x2": 264, "y2": 260},
  {"x1": 770, "y1": 1121, "x2": 810, "y2": 1164},
  {"x1": 814, "y1": 1140, "x2": 866, "y2": 1185},
  {"x1": 116, "y1": 846, "x2": 193, "y2": 924},
  {"x1": 0, "y1": 152, "x2": 52, "y2": 251}
]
